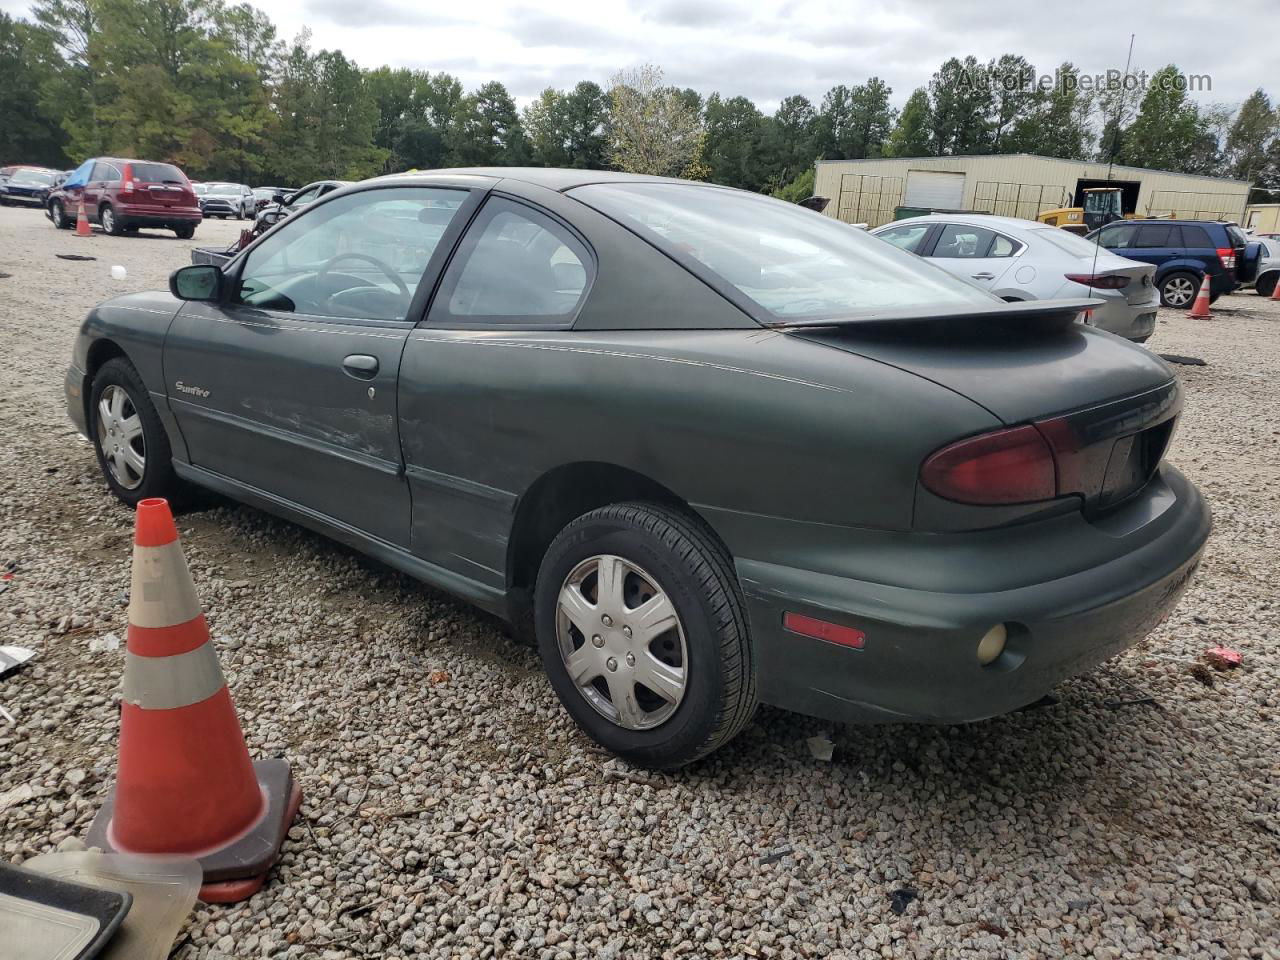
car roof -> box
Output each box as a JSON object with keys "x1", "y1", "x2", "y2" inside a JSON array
[
  {"x1": 876, "y1": 213, "x2": 1054, "y2": 233},
  {"x1": 378, "y1": 167, "x2": 717, "y2": 193}
]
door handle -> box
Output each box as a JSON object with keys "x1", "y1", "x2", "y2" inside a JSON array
[
  {"x1": 342, "y1": 354, "x2": 379, "y2": 379},
  {"x1": 971, "y1": 272, "x2": 996, "y2": 280}
]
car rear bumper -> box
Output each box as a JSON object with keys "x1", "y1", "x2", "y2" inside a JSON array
[
  {"x1": 1086, "y1": 290, "x2": 1159, "y2": 341},
  {"x1": 119, "y1": 203, "x2": 201, "y2": 224},
  {"x1": 734, "y1": 465, "x2": 1210, "y2": 725}
]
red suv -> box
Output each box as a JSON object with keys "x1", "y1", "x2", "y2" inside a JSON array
[{"x1": 46, "y1": 157, "x2": 201, "y2": 238}]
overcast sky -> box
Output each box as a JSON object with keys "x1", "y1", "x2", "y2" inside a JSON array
[{"x1": 4, "y1": 0, "x2": 1273, "y2": 111}]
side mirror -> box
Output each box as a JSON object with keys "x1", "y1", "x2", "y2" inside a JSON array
[
  {"x1": 272, "y1": 192, "x2": 286, "y2": 204},
  {"x1": 170, "y1": 264, "x2": 223, "y2": 302}
]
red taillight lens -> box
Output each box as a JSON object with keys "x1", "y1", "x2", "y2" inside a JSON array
[
  {"x1": 783, "y1": 612, "x2": 866, "y2": 649},
  {"x1": 921, "y1": 425, "x2": 1057, "y2": 505},
  {"x1": 1216, "y1": 247, "x2": 1236, "y2": 270},
  {"x1": 1065, "y1": 273, "x2": 1129, "y2": 289}
]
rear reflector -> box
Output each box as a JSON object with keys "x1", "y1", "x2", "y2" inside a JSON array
[
  {"x1": 783, "y1": 612, "x2": 865, "y2": 649},
  {"x1": 1065, "y1": 273, "x2": 1129, "y2": 289},
  {"x1": 920, "y1": 424, "x2": 1056, "y2": 505}
]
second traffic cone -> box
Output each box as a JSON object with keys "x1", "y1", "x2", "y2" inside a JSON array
[
  {"x1": 86, "y1": 498, "x2": 301, "y2": 903},
  {"x1": 1188, "y1": 274, "x2": 1212, "y2": 319},
  {"x1": 1271, "y1": 276, "x2": 1280, "y2": 301},
  {"x1": 75, "y1": 195, "x2": 92, "y2": 237}
]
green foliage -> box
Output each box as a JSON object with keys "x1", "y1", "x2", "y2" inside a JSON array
[
  {"x1": 3, "y1": 4, "x2": 1277, "y2": 195},
  {"x1": 772, "y1": 167, "x2": 814, "y2": 203}
]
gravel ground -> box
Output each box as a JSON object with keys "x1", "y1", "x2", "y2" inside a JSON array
[{"x1": 1, "y1": 204, "x2": 1278, "y2": 960}]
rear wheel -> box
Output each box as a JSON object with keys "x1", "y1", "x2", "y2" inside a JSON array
[
  {"x1": 534, "y1": 502, "x2": 757, "y2": 768},
  {"x1": 1257, "y1": 273, "x2": 1278, "y2": 298},
  {"x1": 89, "y1": 358, "x2": 182, "y2": 507},
  {"x1": 1159, "y1": 272, "x2": 1200, "y2": 309},
  {"x1": 174, "y1": 224, "x2": 195, "y2": 239},
  {"x1": 99, "y1": 204, "x2": 122, "y2": 236}
]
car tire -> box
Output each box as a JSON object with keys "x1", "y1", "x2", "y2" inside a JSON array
[
  {"x1": 1257, "y1": 273, "x2": 1278, "y2": 298},
  {"x1": 174, "y1": 224, "x2": 195, "y2": 239},
  {"x1": 1132, "y1": 335, "x2": 1151, "y2": 344},
  {"x1": 1159, "y1": 271, "x2": 1200, "y2": 309},
  {"x1": 534, "y1": 501, "x2": 757, "y2": 769},
  {"x1": 89, "y1": 358, "x2": 183, "y2": 508},
  {"x1": 99, "y1": 204, "x2": 122, "y2": 236},
  {"x1": 49, "y1": 200, "x2": 70, "y2": 229}
]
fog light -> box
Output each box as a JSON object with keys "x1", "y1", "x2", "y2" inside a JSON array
[{"x1": 976, "y1": 624, "x2": 1008, "y2": 665}]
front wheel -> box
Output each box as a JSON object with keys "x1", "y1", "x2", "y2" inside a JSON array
[
  {"x1": 50, "y1": 200, "x2": 70, "y2": 229},
  {"x1": 1159, "y1": 272, "x2": 1200, "y2": 309},
  {"x1": 89, "y1": 358, "x2": 182, "y2": 507},
  {"x1": 534, "y1": 502, "x2": 757, "y2": 768}
]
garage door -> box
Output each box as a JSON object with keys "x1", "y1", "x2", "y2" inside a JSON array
[{"x1": 904, "y1": 171, "x2": 966, "y2": 210}]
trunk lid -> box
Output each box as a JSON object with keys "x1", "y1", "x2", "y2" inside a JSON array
[
  {"x1": 792, "y1": 303, "x2": 1179, "y2": 512},
  {"x1": 1088, "y1": 253, "x2": 1157, "y2": 304}
]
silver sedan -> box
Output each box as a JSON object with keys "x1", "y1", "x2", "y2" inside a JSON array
[{"x1": 872, "y1": 214, "x2": 1160, "y2": 342}]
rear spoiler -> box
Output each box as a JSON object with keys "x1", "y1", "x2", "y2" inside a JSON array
[{"x1": 764, "y1": 298, "x2": 1105, "y2": 335}]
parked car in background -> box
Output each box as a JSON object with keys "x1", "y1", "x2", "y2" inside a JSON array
[
  {"x1": 46, "y1": 157, "x2": 201, "y2": 238},
  {"x1": 254, "y1": 180, "x2": 349, "y2": 227},
  {"x1": 252, "y1": 186, "x2": 292, "y2": 214},
  {"x1": 0, "y1": 167, "x2": 58, "y2": 206},
  {"x1": 66, "y1": 169, "x2": 1209, "y2": 768},
  {"x1": 1087, "y1": 219, "x2": 1260, "y2": 308},
  {"x1": 871, "y1": 214, "x2": 1159, "y2": 342},
  {"x1": 198, "y1": 182, "x2": 255, "y2": 219},
  {"x1": 1247, "y1": 237, "x2": 1279, "y2": 298}
]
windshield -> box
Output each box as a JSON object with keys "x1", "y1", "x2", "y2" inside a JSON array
[
  {"x1": 206, "y1": 183, "x2": 241, "y2": 196},
  {"x1": 1034, "y1": 227, "x2": 1106, "y2": 258},
  {"x1": 131, "y1": 162, "x2": 186, "y2": 184},
  {"x1": 11, "y1": 170, "x2": 53, "y2": 186},
  {"x1": 571, "y1": 183, "x2": 994, "y2": 320}
]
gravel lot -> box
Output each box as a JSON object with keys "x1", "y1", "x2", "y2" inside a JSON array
[{"x1": 1, "y1": 203, "x2": 1278, "y2": 960}]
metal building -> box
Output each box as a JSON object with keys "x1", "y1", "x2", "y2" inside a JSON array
[
  {"x1": 813, "y1": 153, "x2": 1252, "y2": 228},
  {"x1": 1243, "y1": 204, "x2": 1280, "y2": 233}
]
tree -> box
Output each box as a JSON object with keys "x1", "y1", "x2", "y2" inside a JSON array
[
  {"x1": 884, "y1": 87, "x2": 931, "y2": 157},
  {"x1": 927, "y1": 56, "x2": 991, "y2": 155},
  {"x1": 761, "y1": 94, "x2": 817, "y2": 185},
  {"x1": 703, "y1": 93, "x2": 765, "y2": 189},
  {"x1": 607, "y1": 64, "x2": 705, "y2": 177},
  {"x1": 32, "y1": 0, "x2": 103, "y2": 157},
  {"x1": 1008, "y1": 62, "x2": 1093, "y2": 159},
  {"x1": 986, "y1": 54, "x2": 1035, "y2": 153},
  {"x1": 0, "y1": 12, "x2": 69, "y2": 166},
  {"x1": 1226, "y1": 90, "x2": 1276, "y2": 183},
  {"x1": 1120, "y1": 64, "x2": 1207, "y2": 172},
  {"x1": 448, "y1": 80, "x2": 527, "y2": 166}
]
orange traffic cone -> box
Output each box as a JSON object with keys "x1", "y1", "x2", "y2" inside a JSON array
[
  {"x1": 1187, "y1": 275, "x2": 1212, "y2": 319},
  {"x1": 86, "y1": 498, "x2": 301, "y2": 903},
  {"x1": 75, "y1": 195, "x2": 92, "y2": 237},
  {"x1": 1271, "y1": 276, "x2": 1280, "y2": 301}
]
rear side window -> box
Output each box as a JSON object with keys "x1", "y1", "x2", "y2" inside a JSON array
[
  {"x1": 428, "y1": 197, "x2": 592, "y2": 326},
  {"x1": 1136, "y1": 225, "x2": 1176, "y2": 248},
  {"x1": 990, "y1": 234, "x2": 1018, "y2": 257},
  {"x1": 1225, "y1": 224, "x2": 1247, "y2": 247},
  {"x1": 130, "y1": 162, "x2": 186, "y2": 184},
  {"x1": 932, "y1": 225, "x2": 997, "y2": 258},
  {"x1": 572, "y1": 182, "x2": 993, "y2": 320},
  {"x1": 1179, "y1": 225, "x2": 1213, "y2": 248}
]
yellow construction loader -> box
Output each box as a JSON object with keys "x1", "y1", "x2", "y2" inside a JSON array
[{"x1": 1038, "y1": 186, "x2": 1126, "y2": 235}]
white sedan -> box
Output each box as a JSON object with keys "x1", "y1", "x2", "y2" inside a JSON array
[{"x1": 872, "y1": 214, "x2": 1159, "y2": 342}]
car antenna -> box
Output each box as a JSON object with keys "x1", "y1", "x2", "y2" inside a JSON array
[{"x1": 1091, "y1": 33, "x2": 1136, "y2": 294}]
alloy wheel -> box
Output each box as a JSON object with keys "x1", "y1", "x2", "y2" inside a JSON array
[
  {"x1": 555, "y1": 554, "x2": 688, "y2": 730},
  {"x1": 96, "y1": 385, "x2": 145, "y2": 489},
  {"x1": 101, "y1": 206, "x2": 114, "y2": 233},
  {"x1": 1165, "y1": 276, "x2": 1195, "y2": 307}
]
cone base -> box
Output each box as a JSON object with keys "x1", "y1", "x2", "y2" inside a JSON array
[
  {"x1": 86, "y1": 758, "x2": 301, "y2": 896},
  {"x1": 199, "y1": 781, "x2": 303, "y2": 903}
]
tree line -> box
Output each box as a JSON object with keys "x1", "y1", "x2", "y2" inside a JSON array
[{"x1": 2, "y1": 0, "x2": 1277, "y2": 203}]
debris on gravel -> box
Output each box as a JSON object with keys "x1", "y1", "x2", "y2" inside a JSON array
[{"x1": 2, "y1": 206, "x2": 1278, "y2": 958}]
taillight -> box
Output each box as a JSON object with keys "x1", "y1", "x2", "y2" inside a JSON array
[
  {"x1": 1065, "y1": 273, "x2": 1129, "y2": 289},
  {"x1": 920, "y1": 425, "x2": 1056, "y2": 505},
  {"x1": 1216, "y1": 247, "x2": 1236, "y2": 270}
]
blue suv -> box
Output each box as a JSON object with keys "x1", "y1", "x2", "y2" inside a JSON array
[{"x1": 1088, "y1": 220, "x2": 1260, "y2": 308}]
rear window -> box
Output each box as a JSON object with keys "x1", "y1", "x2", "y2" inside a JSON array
[
  {"x1": 571, "y1": 183, "x2": 993, "y2": 320},
  {"x1": 1034, "y1": 227, "x2": 1104, "y2": 257},
  {"x1": 131, "y1": 162, "x2": 186, "y2": 184}
]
